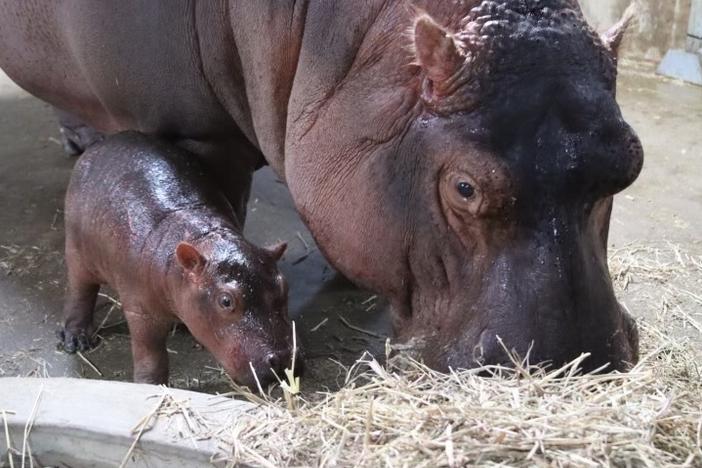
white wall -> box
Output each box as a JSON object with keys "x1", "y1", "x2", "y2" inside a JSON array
[{"x1": 579, "y1": 0, "x2": 692, "y2": 60}]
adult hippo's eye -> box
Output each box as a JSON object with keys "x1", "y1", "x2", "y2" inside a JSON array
[
  {"x1": 456, "y1": 181, "x2": 475, "y2": 199},
  {"x1": 441, "y1": 171, "x2": 486, "y2": 217}
]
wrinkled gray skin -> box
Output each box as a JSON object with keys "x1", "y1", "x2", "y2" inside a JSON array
[{"x1": 0, "y1": 0, "x2": 643, "y2": 373}]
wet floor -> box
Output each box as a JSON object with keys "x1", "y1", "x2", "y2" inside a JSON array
[{"x1": 0, "y1": 65, "x2": 700, "y2": 394}]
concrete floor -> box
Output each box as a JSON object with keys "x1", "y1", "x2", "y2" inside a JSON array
[{"x1": 0, "y1": 66, "x2": 700, "y2": 394}]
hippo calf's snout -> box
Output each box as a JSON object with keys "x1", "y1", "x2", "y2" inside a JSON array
[{"x1": 241, "y1": 345, "x2": 305, "y2": 389}]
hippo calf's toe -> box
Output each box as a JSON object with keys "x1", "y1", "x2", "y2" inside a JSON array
[
  {"x1": 57, "y1": 328, "x2": 96, "y2": 354},
  {"x1": 61, "y1": 132, "x2": 296, "y2": 388}
]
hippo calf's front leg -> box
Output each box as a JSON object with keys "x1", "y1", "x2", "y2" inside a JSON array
[
  {"x1": 124, "y1": 307, "x2": 171, "y2": 385},
  {"x1": 59, "y1": 253, "x2": 100, "y2": 353}
]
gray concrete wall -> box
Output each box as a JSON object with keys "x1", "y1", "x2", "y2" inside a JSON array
[{"x1": 580, "y1": 0, "x2": 693, "y2": 61}]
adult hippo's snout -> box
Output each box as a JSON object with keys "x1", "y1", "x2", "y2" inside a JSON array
[{"x1": 418, "y1": 217, "x2": 640, "y2": 373}]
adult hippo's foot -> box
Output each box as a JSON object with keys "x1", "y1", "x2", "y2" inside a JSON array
[
  {"x1": 57, "y1": 327, "x2": 97, "y2": 354},
  {"x1": 55, "y1": 109, "x2": 104, "y2": 156}
]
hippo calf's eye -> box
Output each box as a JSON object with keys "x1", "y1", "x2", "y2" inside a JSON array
[
  {"x1": 456, "y1": 181, "x2": 475, "y2": 199},
  {"x1": 218, "y1": 293, "x2": 234, "y2": 311}
]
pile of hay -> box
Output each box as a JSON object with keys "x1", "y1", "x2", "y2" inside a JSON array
[{"x1": 212, "y1": 328, "x2": 699, "y2": 467}]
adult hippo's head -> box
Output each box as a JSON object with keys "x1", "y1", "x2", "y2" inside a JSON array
[{"x1": 285, "y1": 0, "x2": 642, "y2": 373}]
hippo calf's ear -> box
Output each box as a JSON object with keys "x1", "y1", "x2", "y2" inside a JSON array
[
  {"x1": 266, "y1": 242, "x2": 287, "y2": 262},
  {"x1": 601, "y1": 3, "x2": 637, "y2": 60},
  {"x1": 413, "y1": 14, "x2": 464, "y2": 99},
  {"x1": 175, "y1": 242, "x2": 206, "y2": 277}
]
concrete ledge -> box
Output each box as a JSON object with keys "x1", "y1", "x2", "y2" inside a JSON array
[{"x1": 0, "y1": 378, "x2": 253, "y2": 467}]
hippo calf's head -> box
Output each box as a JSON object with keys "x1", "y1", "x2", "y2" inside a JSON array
[
  {"x1": 173, "y1": 233, "x2": 296, "y2": 389},
  {"x1": 286, "y1": 1, "x2": 642, "y2": 374}
]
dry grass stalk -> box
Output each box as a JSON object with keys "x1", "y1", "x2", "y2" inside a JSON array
[
  {"x1": 2, "y1": 409, "x2": 14, "y2": 468},
  {"x1": 338, "y1": 316, "x2": 386, "y2": 339},
  {"x1": 310, "y1": 318, "x2": 329, "y2": 333},
  {"x1": 276, "y1": 321, "x2": 301, "y2": 410},
  {"x1": 76, "y1": 351, "x2": 103, "y2": 377},
  {"x1": 20, "y1": 386, "x2": 42, "y2": 468},
  {"x1": 118, "y1": 391, "x2": 168, "y2": 468}
]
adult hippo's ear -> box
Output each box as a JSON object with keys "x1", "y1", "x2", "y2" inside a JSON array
[
  {"x1": 266, "y1": 242, "x2": 287, "y2": 262},
  {"x1": 601, "y1": 3, "x2": 637, "y2": 61},
  {"x1": 412, "y1": 14, "x2": 465, "y2": 101},
  {"x1": 175, "y1": 242, "x2": 206, "y2": 278}
]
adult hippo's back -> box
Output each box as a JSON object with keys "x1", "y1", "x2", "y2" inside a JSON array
[{"x1": 0, "y1": 1, "x2": 643, "y2": 372}]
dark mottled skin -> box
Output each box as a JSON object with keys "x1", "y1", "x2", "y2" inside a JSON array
[
  {"x1": 61, "y1": 132, "x2": 292, "y2": 386},
  {"x1": 0, "y1": 1, "x2": 642, "y2": 373}
]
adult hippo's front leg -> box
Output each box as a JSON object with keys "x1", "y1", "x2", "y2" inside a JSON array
[{"x1": 175, "y1": 133, "x2": 263, "y2": 226}]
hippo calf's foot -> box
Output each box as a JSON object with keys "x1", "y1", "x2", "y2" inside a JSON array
[
  {"x1": 55, "y1": 109, "x2": 105, "y2": 157},
  {"x1": 59, "y1": 126, "x2": 105, "y2": 157},
  {"x1": 57, "y1": 327, "x2": 96, "y2": 354},
  {"x1": 59, "y1": 127, "x2": 83, "y2": 157}
]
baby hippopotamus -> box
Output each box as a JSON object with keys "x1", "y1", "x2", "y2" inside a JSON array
[{"x1": 59, "y1": 131, "x2": 294, "y2": 388}]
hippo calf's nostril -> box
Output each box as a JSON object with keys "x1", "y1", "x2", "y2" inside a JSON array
[
  {"x1": 266, "y1": 353, "x2": 281, "y2": 372},
  {"x1": 267, "y1": 350, "x2": 293, "y2": 373}
]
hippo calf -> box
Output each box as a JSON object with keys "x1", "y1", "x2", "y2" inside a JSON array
[{"x1": 60, "y1": 132, "x2": 293, "y2": 387}]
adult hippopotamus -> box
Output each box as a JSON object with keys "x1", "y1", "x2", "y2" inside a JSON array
[{"x1": 0, "y1": 0, "x2": 643, "y2": 372}]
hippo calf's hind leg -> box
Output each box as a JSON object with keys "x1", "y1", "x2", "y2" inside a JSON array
[
  {"x1": 55, "y1": 109, "x2": 105, "y2": 156},
  {"x1": 124, "y1": 306, "x2": 171, "y2": 385}
]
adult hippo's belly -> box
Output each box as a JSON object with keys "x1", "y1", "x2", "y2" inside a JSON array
[{"x1": 0, "y1": 0, "x2": 643, "y2": 373}]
